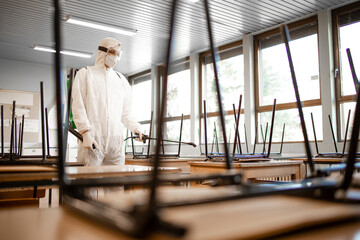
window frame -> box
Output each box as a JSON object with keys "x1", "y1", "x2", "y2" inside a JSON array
[
  {"x1": 199, "y1": 40, "x2": 244, "y2": 144},
  {"x1": 128, "y1": 69, "x2": 152, "y2": 125},
  {"x1": 157, "y1": 57, "x2": 192, "y2": 142},
  {"x1": 253, "y1": 15, "x2": 321, "y2": 143},
  {"x1": 332, "y1": 1, "x2": 360, "y2": 140}
]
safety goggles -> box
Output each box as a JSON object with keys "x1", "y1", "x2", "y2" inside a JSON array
[{"x1": 98, "y1": 46, "x2": 123, "y2": 59}]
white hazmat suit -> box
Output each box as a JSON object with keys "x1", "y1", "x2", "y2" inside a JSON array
[{"x1": 72, "y1": 37, "x2": 142, "y2": 166}]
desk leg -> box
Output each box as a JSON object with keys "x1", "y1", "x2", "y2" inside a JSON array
[
  {"x1": 48, "y1": 188, "x2": 52, "y2": 207},
  {"x1": 33, "y1": 186, "x2": 37, "y2": 198}
]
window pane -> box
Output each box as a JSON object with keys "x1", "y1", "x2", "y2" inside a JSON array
[
  {"x1": 167, "y1": 69, "x2": 191, "y2": 117},
  {"x1": 258, "y1": 25, "x2": 320, "y2": 106},
  {"x1": 132, "y1": 78, "x2": 152, "y2": 121},
  {"x1": 339, "y1": 102, "x2": 355, "y2": 141},
  {"x1": 201, "y1": 114, "x2": 245, "y2": 145},
  {"x1": 205, "y1": 53, "x2": 244, "y2": 112},
  {"x1": 164, "y1": 119, "x2": 190, "y2": 142},
  {"x1": 338, "y1": 21, "x2": 360, "y2": 96},
  {"x1": 258, "y1": 106, "x2": 323, "y2": 142}
]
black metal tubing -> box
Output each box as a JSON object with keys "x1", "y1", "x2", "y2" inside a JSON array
[
  {"x1": 328, "y1": 115, "x2": 339, "y2": 153},
  {"x1": 130, "y1": 132, "x2": 135, "y2": 157},
  {"x1": 14, "y1": 117, "x2": 17, "y2": 157},
  {"x1": 148, "y1": 0, "x2": 178, "y2": 211},
  {"x1": 125, "y1": 135, "x2": 197, "y2": 148},
  {"x1": 204, "y1": 0, "x2": 232, "y2": 169},
  {"x1": 264, "y1": 123, "x2": 268, "y2": 154},
  {"x1": 146, "y1": 111, "x2": 154, "y2": 158},
  {"x1": 211, "y1": 124, "x2": 215, "y2": 154},
  {"x1": 126, "y1": 122, "x2": 195, "y2": 159},
  {"x1": 260, "y1": 123, "x2": 266, "y2": 154},
  {"x1": 244, "y1": 124, "x2": 249, "y2": 153},
  {"x1": 9, "y1": 101, "x2": 15, "y2": 161},
  {"x1": 45, "y1": 108, "x2": 51, "y2": 156},
  {"x1": 68, "y1": 125, "x2": 83, "y2": 141},
  {"x1": 346, "y1": 48, "x2": 359, "y2": 94},
  {"x1": 232, "y1": 102, "x2": 242, "y2": 154},
  {"x1": 203, "y1": 100, "x2": 208, "y2": 158},
  {"x1": 17, "y1": 122, "x2": 21, "y2": 155},
  {"x1": 279, "y1": 123, "x2": 285, "y2": 154},
  {"x1": 40, "y1": 82, "x2": 46, "y2": 160},
  {"x1": 253, "y1": 121, "x2": 258, "y2": 154},
  {"x1": 1, "y1": 105, "x2": 3, "y2": 158},
  {"x1": 342, "y1": 109, "x2": 351, "y2": 155},
  {"x1": 318, "y1": 162, "x2": 360, "y2": 177},
  {"x1": 19, "y1": 116, "x2": 24, "y2": 156},
  {"x1": 310, "y1": 112, "x2": 319, "y2": 155},
  {"x1": 232, "y1": 106, "x2": 239, "y2": 153},
  {"x1": 280, "y1": 25, "x2": 315, "y2": 175},
  {"x1": 341, "y1": 69, "x2": 360, "y2": 190},
  {"x1": 158, "y1": 178, "x2": 338, "y2": 208},
  {"x1": 177, "y1": 114, "x2": 184, "y2": 156},
  {"x1": 161, "y1": 137, "x2": 165, "y2": 154},
  {"x1": 127, "y1": 112, "x2": 153, "y2": 158},
  {"x1": 214, "y1": 123, "x2": 220, "y2": 153},
  {"x1": 54, "y1": 0, "x2": 67, "y2": 185},
  {"x1": 232, "y1": 95, "x2": 243, "y2": 157},
  {"x1": 266, "y1": 99, "x2": 276, "y2": 158},
  {"x1": 209, "y1": 101, "x2": 276, "y2": 160},
  {"x1": 228, "y1": 128, "x2": 232, "y2": 151}
]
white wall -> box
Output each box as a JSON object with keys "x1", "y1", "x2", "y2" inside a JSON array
[
  {"x1": 0, "y1": 59, "x2": 58, "y2": 149},
  {"x1": 0, "y1": 59, "x2": 56, "y2": 109}
]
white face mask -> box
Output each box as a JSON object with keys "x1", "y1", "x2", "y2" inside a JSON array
[{"x1": 105, "y1": 54, "x2": 118, "y2": 68}]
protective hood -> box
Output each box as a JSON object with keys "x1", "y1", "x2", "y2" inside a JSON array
[{"x1": 95, "y1": 37, "x2": 122, "y2": 68}]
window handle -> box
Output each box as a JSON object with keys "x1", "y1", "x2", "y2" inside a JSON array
[{"x1": 334, "y1": 67, "x2": 339, "y2": 78}]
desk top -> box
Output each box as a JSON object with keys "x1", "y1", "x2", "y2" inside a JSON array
[
  {"x1": 125, "y1": 157, "x2": 206, "y2": 163},
  {"x1": 1, "y1": 187, "x2": 360, "y2": 240},
  {"x1": 188, "y1": 160, "x2": 304, "y2": 168},
  {"x1": 289, "y1": 157, "x2": 347, "y2": 163},
  {"x1": 0, "y1": 165, "x2": 56, "y2": 173},
  {"x1": 0, "y1": 165, "x2": 181, "y2": 183},
  {"x1": 66, "y1": 165, "x2": 180, "y2": 178}
]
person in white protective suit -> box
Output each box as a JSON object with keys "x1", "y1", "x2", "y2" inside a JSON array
[{"x1": 72, "y1": 37, "x2": 143, "y2": 166}]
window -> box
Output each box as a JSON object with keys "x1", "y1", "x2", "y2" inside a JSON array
[
  {"x1": 159, "y1": 58, "x2": 191, "y2": 142},
  {"x1": 333, "y1": 2, "x2": 360, "y2": 140},
  {"x1": 128, "y1": 70, "x2": 152, "y2": 146},
  {"x1": 200, "y1": 41, "x2": 245, "y2": 147},
  {"x1": 254, "y1": 16, "x2": 321, "y2": 142}
]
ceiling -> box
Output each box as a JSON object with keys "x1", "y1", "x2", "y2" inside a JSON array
[{"x1": 0, "y1": 0, "x2": 356, "y2": 76}]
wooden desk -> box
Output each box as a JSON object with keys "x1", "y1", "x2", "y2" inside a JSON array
[
  {"x1": 188, "y1": 160, "x2": 304, "y2": 182},
  {"x1": 66, "y1": 165, "x2": 181, "y2": 178},
  {"x1": 0, "y1": 165, "x2": 181, "y2": 207},
  {"x1": 0, "y1": 165, "x2": 181, "y2": 183},
  {"x1": 1, "y1": 187, "x2": 360, "y2": 240},
  {"x1": 289, "y1": 157, "x2": 348, "y2": 164},
  {"x1": 126, "y1": 158, "x2": 205, "y2": 174}
]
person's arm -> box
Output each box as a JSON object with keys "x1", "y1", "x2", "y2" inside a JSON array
[
  {"x1": 72, "y1": 68, "x2": 98, "y2": 150},
  {"x1": 71, "y1": 68, "x2": 92, "y2": 135},
  {"x1": 120, "y1": 74, "x2": 143, "y2": 136}
]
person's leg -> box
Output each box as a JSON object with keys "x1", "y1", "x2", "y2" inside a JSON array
[
  {"x1": 78, "y1": 145, "x2": 105, "y2": 199},
  {"x1": 101, "y1": 149, "x2": 125, "y2": 195}
]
